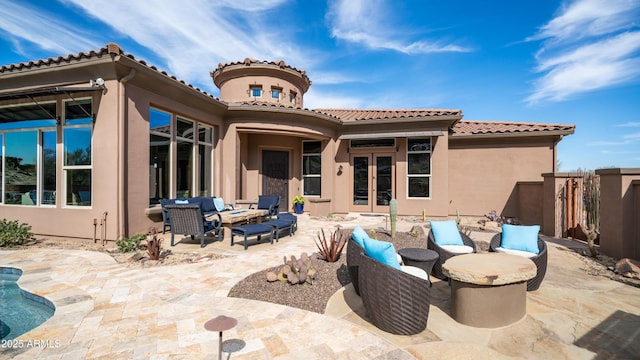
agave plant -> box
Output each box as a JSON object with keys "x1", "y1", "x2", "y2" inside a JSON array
[{"x1": 314, "y1": 227, "x2": 347, "y2": 262}]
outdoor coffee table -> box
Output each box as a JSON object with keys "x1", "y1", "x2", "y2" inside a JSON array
[
  {"x1": 210, "y1": 209, "x2": 269, "y2": 241},
  {"x1": 442, "y1": 253, "x2": 536, "y2": 328},
  {"x1": 398, "y1": 248, "x2": 439, "y2": 282}
]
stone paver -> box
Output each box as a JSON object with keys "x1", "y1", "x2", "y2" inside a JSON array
[{"x1": 1, "y1": 214, "x2": 639, "y2": 359}]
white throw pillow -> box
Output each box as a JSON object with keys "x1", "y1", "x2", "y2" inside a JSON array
[
  {"x1": 440, "y1": 245, "x2": 474, "y2": 254},
  {"x1": 400, "y1": 266, "x2": 429, "y2": 281},
  {"x1": 495, "y1": 246, "x2": 537, "y2": 258}
]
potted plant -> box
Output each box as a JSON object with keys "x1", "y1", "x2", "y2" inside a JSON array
[{"x1": 292, "y1": 195, "x2": 306, "y2": 214}]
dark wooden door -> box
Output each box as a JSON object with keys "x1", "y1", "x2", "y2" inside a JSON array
[{"x1": 262, "y1": 150, "x2": 289, "y2": 211}]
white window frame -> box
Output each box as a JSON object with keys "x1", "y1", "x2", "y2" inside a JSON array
[
  {"x1": 302, "y1": 140, "x2": 321, "y2": 197},
  {"x1": 62, "y1": 98, "x2": 93, "y2": 208},
  {"x1": 176, "y1": 116, "x2": 195, "y2": 198},
  {"x1": 406, "y1": 137, "x2": 431, "y2": 199},
  {"x1": 250, "y1": 85, "x2": 263, "y2": 98},
  {"x1": 197, "y1": 123, "x2": 214, "y2": 197}
]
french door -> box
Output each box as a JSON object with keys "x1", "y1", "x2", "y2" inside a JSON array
[{"x1": 350, "y1": 153, "x2": 395, "y2": 213}]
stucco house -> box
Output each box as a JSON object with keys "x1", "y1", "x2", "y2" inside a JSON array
[{"x1": 0, "y1": 43, "x2": 574, "y2": 241}]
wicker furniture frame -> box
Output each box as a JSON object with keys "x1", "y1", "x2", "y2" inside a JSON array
[
  {"x1": 489, "y1": 233, "x2": 548, "y2": 291},
  {"x1": 166, "y1": 205, "x2": 223, "y2": 248},
  {"x1": 427, "y1": 229, "x2": 477, "y2": 280},
  {"x1": 358, "y1": 250, "x2": 431, "y2": 335},
  {"x1": 346, "y1": 238, "x2": 365, "y2": 296}
]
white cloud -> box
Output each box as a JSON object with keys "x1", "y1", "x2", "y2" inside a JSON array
[
  {"x1": 623, "y1": 132, "x2": 640, "y2": 140},
  {"x1": 60, "y1": 0, "x2": 310, "y2": 87},
  {"x1": 617, "y1": 121, "x2": 640, "y2": 127},
  {"x1": 0, "y1": 2, "x2": 98, "y2": 57},
  {"x1": 326, "y1": 0, "x2": 471, "y2": 54},
  {"x1": 527, "y1": 0, "x2": 639, "y2": 43},
  {"x1": 525, "y1": 0, "x2": 640, "y2": 105}
]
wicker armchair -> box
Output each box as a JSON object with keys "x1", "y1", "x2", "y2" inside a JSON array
[
  {"x1": 346, "y1": 238, "x2": 365, "y2": 296},
  {"x1": 489, "y1": 233, "x2": 547, "y2": 291},
  {"x1": 165, "y1": 205, "x2": 223, "y2": 248},
  {"x1": 358, "y1": 251, "x2": 431, "y2": 335},
  {"x1": 427, "y1": 229, "x2": 477, "y2": 280}
]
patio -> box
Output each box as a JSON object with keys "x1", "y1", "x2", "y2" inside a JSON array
[{"x1": 1, "y1": 214, "x2": 639, "y2": 359}]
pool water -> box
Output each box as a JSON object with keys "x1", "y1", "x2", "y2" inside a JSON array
[{"x1": 0, "y1": 267, "x2": 55, "y2": 340}]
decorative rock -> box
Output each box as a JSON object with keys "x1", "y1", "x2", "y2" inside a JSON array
[
  {"x1": 129, "y1": 252, "x2": 144, "y2": 262},
  {"x1": 615, "y1": 258, "x2": 640, "y2": 279}
]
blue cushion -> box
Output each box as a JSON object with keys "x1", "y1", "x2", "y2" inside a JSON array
[
  {"x1": 351, "y1": 226, "x2": 368, "y2": 248},
  {"x1": 175, "y1": 199, "x2": 189, "y2": 205},
  {"x1": 501, "y1": 224, "x2": 540, "y2": 254},
  {"x1": 363, "y1": 237, "x2": 401, "y2": 270},
  {"x1": 198, "y1": 197, "x2": 216, "y2": 212},
  {"x1": 213, "y1": 197, "x2": 226, "y2": 212},
  {"x1": 430, "y1": 220, "x2": 463, "y2": 246}
]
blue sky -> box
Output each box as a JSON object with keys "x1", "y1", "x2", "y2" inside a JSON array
[{"x1": 1, "y1": 0, "x2": 639, "y2": 171}]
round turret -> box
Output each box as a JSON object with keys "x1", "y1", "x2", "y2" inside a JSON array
[{"x1": 211, "y1": 58, "x2": 311, "y2": 108}]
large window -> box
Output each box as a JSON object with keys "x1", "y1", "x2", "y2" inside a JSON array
[
  {"x1": 176, "y1": 117, "x2": 194, "y2": 198},
  {"x1": 407, "y1": 138, "x2": 431, "y2": 198},
  {"x1": 302, "y1": 141, "x2": 321, "y2": 196},
  {"x1": 198, "y1": 124, "x2": 214, "y2": 196},
  {"x1": 149, "y1": 108, "x2": 214, "y2": 204},
  {"x1": 150, "y1": 108, "x2": 171, "y2": 204},
  {"x1": 64, "y1": 99, "x2": 93, "y2": 206},
  {"x1": 0, "y1": 102, "x2": 58, "y2": 206}
]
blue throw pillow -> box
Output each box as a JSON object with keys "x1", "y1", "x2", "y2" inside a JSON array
[
  {"x1": 213, "y1": 198, "x2": 226, "y2": 212},
  {"x1": 363, "y1": 237, "x2": 401, "y2": 270},
  {"x1": 501, "y1": 224, "x2": 540, "y2": 254},
  {"x1": 430, "y1": 220, "x2": 463, "y2": 246},
  {"x1": 175, "y1": 199, "x2": 189, "y2": 205},
  {"x1": 350, "y1": 226, "x2": 368, "y2": 248}
]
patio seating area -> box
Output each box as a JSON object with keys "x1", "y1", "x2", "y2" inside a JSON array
[{"x1": 1, "y1": 214, "x2": 639, "y2": 359}]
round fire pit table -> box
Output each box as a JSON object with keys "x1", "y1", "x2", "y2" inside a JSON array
[
  {"x1": 398, "y1": 248, "x2": 439, "y2": 281},
  {"x1": 442, "y1": 253, "x2": 536, "y2": 328}
]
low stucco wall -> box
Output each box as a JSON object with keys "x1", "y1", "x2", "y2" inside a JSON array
[{"x1": 596, "y1": 168, "x2": 640, "y2": 260}]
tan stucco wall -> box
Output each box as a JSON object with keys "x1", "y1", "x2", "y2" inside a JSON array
[
  {"x1": 448, "y1": 136, "x2": 556, "y2": 217},
  {"x1": 596, "y1": 168, "x2": 640, "y2": 260},
  {"x1": 218, "y1": 75, "x2": 304, "y2": 107}
]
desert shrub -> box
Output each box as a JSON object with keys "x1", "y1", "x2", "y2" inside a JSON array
[
  {"x1": 314, "y1": 228, "x2": 347, "y2": 262},
  {"x1": 484, "y1": 210, "x2": 519, "y2": 225},
  {"x1": 116, "y1": 233, "x2": 146, "y2": 253},
  {"x1": 146, "y1": 228, "x2": 162, "y2": 260},
  {"x1": 0, "y1": 219, "x2": 34, "y2": 247}
]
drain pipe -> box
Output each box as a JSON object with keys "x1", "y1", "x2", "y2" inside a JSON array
[{"x1": 117, "y1": 68, "x2": 136, "y2": 240}]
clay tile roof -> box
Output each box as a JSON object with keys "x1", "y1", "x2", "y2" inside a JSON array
[
  {"x1": 0, "y1": 42, "x2": 219, "y2": 101},
  {"x1": 451, "y1": 120, "x2": 575, "y2": 136},
  {"x1": 230, "y1": 100, "x2": 304, "y2": 111},
  {"x1": 312, "y1": 108, "x2": 462, "y2": 121},
  {"x1": 214, "y1": 58, "x2": 310, "y2": 83}
]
